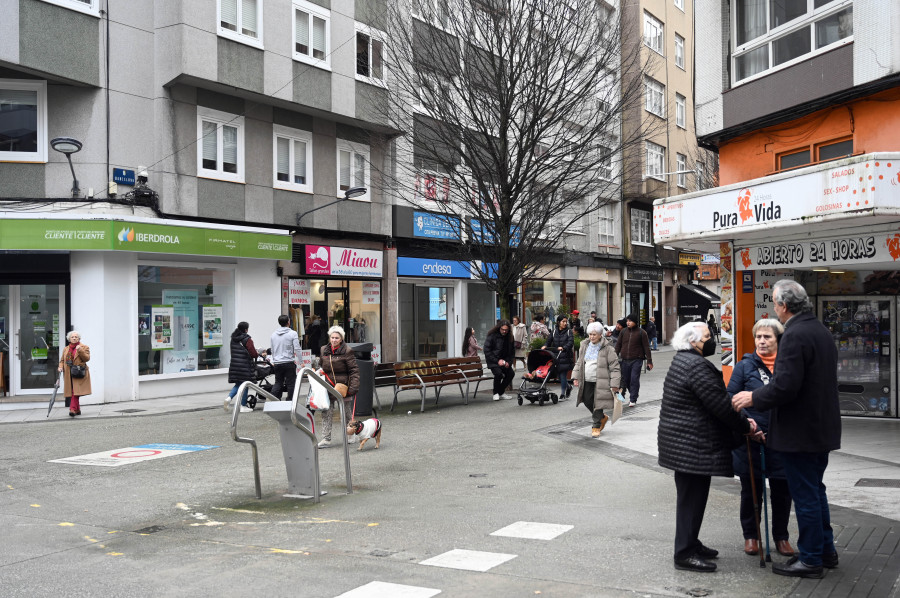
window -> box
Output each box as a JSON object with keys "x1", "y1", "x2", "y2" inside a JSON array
[
  {"x1": 356, "y1": 24, "x2": 386, "y2": 85},
  {"x1": 599, "y1": 144, "x2": 613, "y2": 180},
  {"x1": 777, "y1": 137, "x2": 854, "y2": 171},
  {"x1": 817, "y1": 138, "x2": 853, "y2": 161},
  {"x1": 674, "y1": 0, "x2": 684, "y2": 10},
  {"x1": 696, "y1": 160, "x2": 705, "y2": 191},
  {"x1": 415, "y1": 157, "x2": 451, "y2": 202},
  {"x1": 675, "y1": 34, "x2": 685, "y2": 69},
  {"x1": 675, "y1": 94, "x2": 686, "y2": 128},
  {"x1": 0, "y1": 79, "x2": 48, "y2": 162},
  {"x1": 273, "y1": 125, "x2": 313, "y2": 193},
  {"x1": 646, "y1": 141, "x2": 665, "y2": 180},
  {"x1": 598, "y1": 203, "x2": 616, "y2": 247},
  {"x1": 676, "y1": 153, "x2": 687, "y2": 188},
  {"x1": 218, "y1": 0, "x2": 262, "y2": 48},
  {"x1": 644, "y1": 77, "x2": 665, "y2": 117},
  {"x1": 779, "y1": 149, "x2": 811, "y2": 170},
  {"x1": 644, "y1": 12, "x2": 664, "y2": 54},
  {"x1": 197, "y1": 107, "x2": 244, "y2": 183},
  {"x1": 733, "y1": 0, "x2": 852, "y2": 84},
  {"x1": 41, "y1": 0, "x2": 99, "y2": 15},
  {"x1": 293, "y1": 0, "x2": 329, "y2": 68},
  {"x1": 337, "y1": 140, "x2": 370, "y2": 200},
  {"x1": 413, "y1": 0, "x2": 451, "y2": 29},
  {"x1": 631, "y1": 208, "x2": 652, "y2": 245}
]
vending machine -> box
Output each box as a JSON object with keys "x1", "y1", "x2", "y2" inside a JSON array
[{"x1": 819, "y1": 297, "x2": 894, "y2": 417}]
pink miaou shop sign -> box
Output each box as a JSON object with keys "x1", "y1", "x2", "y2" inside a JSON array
[{"x1": 305, "y1": 245, "x2": 383, "y2": 277}]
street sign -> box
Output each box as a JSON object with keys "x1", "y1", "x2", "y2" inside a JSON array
[
  {"x1": 49, "y1": 443, "x2": 218, "y2": 467},
  {"x1": 113, "y1": 168, "x2": 136, "y2": 185}
]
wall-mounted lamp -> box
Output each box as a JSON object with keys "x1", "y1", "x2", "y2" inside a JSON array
[
  {"x1": 50, "y1": 137, "x2": 83, "y2": 198},
  {"x1": 296, "y1": 186, "x2": 368, "y2": 225}
]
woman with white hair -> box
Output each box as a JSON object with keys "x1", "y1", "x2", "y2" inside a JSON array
[
  {"x1": 58, "y1": 330, "x2": 92, "y2": 417},
  {"x1": 572, "y1": 321, "x2": 621, "y2": 437},
  {"x1": 657, "y1": 321, "x2": 762, "y2": 573},
  {"x1": 317, "y1": 325, "x2": 360, "y2": 448}
]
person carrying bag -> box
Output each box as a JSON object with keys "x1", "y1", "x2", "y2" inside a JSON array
[{"x1": 316, "y1": 326, "x2": 360, "y2": 448}]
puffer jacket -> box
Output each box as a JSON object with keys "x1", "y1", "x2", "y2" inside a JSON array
[
  {"x1": 573, "y1": 336, "x2": 621, "y2": 410},
  {"x1": 321, "y1": 341, "x2": 360, "y2": 396},
  {"x1": 228, "y1": 332, "x2": 259, "y2": 384},
  {"x1": 544, "y1": 327, "x2": 575, "y2": 371},
  {"x1": 727, "y1": 352, "x2": 786, "y2": 480},
  {"x1": 658, "y1": 350, "x2": 751, "y2": 476},
  {"x1": 484, "y1": 330, "x2": 515, "y2": 367}
]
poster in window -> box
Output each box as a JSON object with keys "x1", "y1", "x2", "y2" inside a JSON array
[
  {"x1": 161, "y1": 290, "x2": 198, "y2": 373},
  {"x1": 138, "y1": 313, "x2": 151, "y2": 335},
  {"x1": 151, "y1": 305, "x2": 174, "y2": 350},
  {"x1": 289, "y1": 279, "x2": 310, "y2": 305},
  {"x1": 202, "y1": 304, "x2": 223, "y2": 347}
]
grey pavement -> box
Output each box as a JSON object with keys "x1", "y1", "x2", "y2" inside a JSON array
[{"x1": 1, "y1": 346, "x2": 899, "y2": 597}]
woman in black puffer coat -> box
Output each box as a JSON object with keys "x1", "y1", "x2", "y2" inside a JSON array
[
  {"x1": 226, "y1": 321, "x2": 261, "y2": 412},
  {"x1": 542, "y1": 315, "x2": 575, "y2": 399},
  {"x1": 657, "y1": 321, "x2": 759, "y2": 573}
]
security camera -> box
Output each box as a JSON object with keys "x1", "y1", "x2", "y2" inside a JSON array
[{"x1": 137, "y1": 165, "x2": 149, "y2": 184}]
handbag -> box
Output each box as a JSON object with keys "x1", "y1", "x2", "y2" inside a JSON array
[
  {"x1": 329, "y1": 356, "x2": 349, "y2": 397},
  {"x1": 307, "y1": 378, "x2": 331, "y2": 410},
  {"x1": 514, "y1": 341, "x2": 523, "y2": 349},
  {"x1": 70, "y1": 363, "x2": 87, "y2": 378}
]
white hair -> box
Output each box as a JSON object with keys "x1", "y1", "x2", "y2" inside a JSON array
[
  {"x1": 671, "y1": 322, "x2": 708, "y2": 350},
  {"x1": 586, "y1": 321, "x2": 604, "y2": 335},
  {"x1": 327, "y1": 325, "x2": 345, "y2": 340},
  {"x1": 66, "y1": 330, "x2": 82, "y2": 342}
]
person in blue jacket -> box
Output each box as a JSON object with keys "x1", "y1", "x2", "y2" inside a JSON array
[{"x1": 728, "y1": 318, "x2": 794, "y2": 558}]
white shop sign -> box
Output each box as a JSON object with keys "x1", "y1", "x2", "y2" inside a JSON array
[
  {"x1": 735, "y1": 229, "x2": 900, "y2": 271},
  {"x1": 289, "y1": 279, "x2": 310, "y2": 305}
]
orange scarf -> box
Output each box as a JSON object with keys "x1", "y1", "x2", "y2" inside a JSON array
[{"x1": 758, "y1": 351, "x2": 776, "y2": 375}]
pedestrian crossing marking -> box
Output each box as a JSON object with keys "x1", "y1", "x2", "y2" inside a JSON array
[
  {"x1": 420, "y1": 548, "x2": 517, "y2": 572},
  {"x1": 335, "y1": 581, "x2": 441, "y2": 598},
  {"x1": 490, "y1": 521, "x2": 574, "y2": 540}
]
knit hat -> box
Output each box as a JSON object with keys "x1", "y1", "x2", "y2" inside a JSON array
[
  {"x1": 626, "y1": 313, "x2": 639, "y2": 324},
  {"x1": 617, "y1": 318, "x2": 627, "y2": 327}
]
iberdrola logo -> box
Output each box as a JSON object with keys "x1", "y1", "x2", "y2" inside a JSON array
[{"x1": 118, "y1": 227, "x2": 135, "y2": 242}]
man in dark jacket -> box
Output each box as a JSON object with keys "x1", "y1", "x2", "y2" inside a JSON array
[
  {"x1": 732, "y1": 280, "x2": 840, "y2": 579},
  {"x1": 615, "y1": 313, "x2": 653, "y2": 406},
  {"x1": 644, "y1": 316, "x2": 658, "y2": 350}
]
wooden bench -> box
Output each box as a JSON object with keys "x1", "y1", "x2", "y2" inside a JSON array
[{"x1": 373, "y1": 357, "x2": 494, "y2": 412}]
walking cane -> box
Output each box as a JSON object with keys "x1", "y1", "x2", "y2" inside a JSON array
[
  {"x1": 745, "y1": 436, "x2": 766, "y2": 568},
  {"x1": 760, "y1": 445, "x2": 772, "y2": 562}
]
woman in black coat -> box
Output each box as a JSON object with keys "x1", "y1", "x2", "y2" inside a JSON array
[
  {"x1": 483, "y1": 320, "x2": 515, "y2": 401},
  {"x1": 728, "y1": 318, "x2": 793, "y2": 558},
  {"x1": 225, "y1": 321, "x2": 261, "y2": 413},
  {"x1": 542, "y1": 315, "x2": 575, "y2": 399},
  {"x1": 658, "y1": 321, "x2": 761, "y2": 573}
]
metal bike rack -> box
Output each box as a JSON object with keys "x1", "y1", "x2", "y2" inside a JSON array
[{"x1": 229, "y1": 380, "x2": 271, "y2": 499}]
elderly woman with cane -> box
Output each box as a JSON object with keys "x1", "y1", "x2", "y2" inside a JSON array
[
  {"x1": 728, "y1": 318, "x2": 794, "y2": 559},
  {"x1": 658, "y1": 321, "x2": 763, "y2": 572}
]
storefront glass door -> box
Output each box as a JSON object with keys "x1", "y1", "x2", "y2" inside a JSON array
[
  {"x1": 398, "y1": 283, "x2": 454, "y2": 361},
  {"x1": 1, "y1": 284, "x2": 65, "y2": 395}
]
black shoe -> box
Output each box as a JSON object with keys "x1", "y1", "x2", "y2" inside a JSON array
[
  {"x1": 823, "y1": 552, "x2": 839, "y2": 569},
  {"x1": 674, "y1": 555, "x2": 717, "y2": 572},
  {"x1": 696, "y1": 544, "x2": 719, "y2": 559},
  {"x1": 773, "y1": 556, "x2": 824, "y2": 579}
]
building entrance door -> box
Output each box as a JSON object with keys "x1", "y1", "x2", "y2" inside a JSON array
[
  {"x1": 0, "y1": 284, "x2": 66, "y2": 397},
  {"x1": 398, "y1": 283, "x2": 455, "y2": 361}
]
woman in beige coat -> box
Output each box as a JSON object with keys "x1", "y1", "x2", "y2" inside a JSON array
[
  {"x1": 573, "y1": 322, "x2": 621, "y2": 437},
  {"x1": 511, "y1": 316, "x2": 528, "y2": 370},
  {"x1": 58, "y1": 330, "x2": 92, "y2": 417}
]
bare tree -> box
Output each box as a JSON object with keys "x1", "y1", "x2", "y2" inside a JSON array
[{"x1": 380, "y1": 0, "x2": 650, "y2": 317}]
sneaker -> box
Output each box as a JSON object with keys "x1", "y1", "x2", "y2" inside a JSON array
[
  {"x1": 500, "y1": 394, "x2": 513, "y2": 400},
  {"x1": 493, "y1": 394, "x2": 501, "y2": 401},
  {"x1": 240, "y1": 405, "x2": 252, "y2": 413},
  {"x1": 628, "y1": 401, "x2": 637, "y2": 407},
  {"x1": 317, "y1": 439, "x2": 331, "y2": 448},
  {"x1": 223, "y1": 397, "x2": 232, "y2": 411}
]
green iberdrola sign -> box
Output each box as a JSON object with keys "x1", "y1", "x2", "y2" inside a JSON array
[{"x1": 0, "y1": 219, "x2": 290, "y2": 260}]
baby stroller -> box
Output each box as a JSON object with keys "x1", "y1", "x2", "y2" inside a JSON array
[
  {"x1": 246, "y1": 349, "x2": 276, "y2": 409},
  {"x1": 517, "y1": 349, "x2": 561, "y2": 406}
]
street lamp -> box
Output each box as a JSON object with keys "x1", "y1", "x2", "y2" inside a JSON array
[
  {"x1": 296, "y1": 186, "x2": 368, "y2": 225},
  {"x1": 50, "y1": 136, "x2": 83, "y2": 198}
]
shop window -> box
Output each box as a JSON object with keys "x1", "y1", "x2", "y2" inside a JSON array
[
  {"x1": 290, "y1": 279, "x2": 381, "y2": 359},
  {"x1": 294, "y1": 0, "x2": 330, "y2": 68},
  {"x1": 197, "y1": 107, "x2": 244, "y2": 183},
  {"x1": 137, "y1": 265, "x2": 235, "y2": 376},
  {"x1": 273, "y1": 125, "x2": 313, "y2": 193},
  {"x1": 0, "y1": 79, "x2": 48, "y2": 163},
  {"x1": 577, "y1": 282, "x2": 609, "y2": 325},
  {"x1": 524, "y1": 280, "x2": 562, "y2": 328},
  {"x1": 218, "y1": 0, "x2": 263, "y2": 48},
  {"x1": 337, "y1": 140, "x2": 370, "y2": 200}
]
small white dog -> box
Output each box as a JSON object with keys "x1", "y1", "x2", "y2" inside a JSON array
[{"x1": 346, "y1": 418, "x2": 382, "y2": 451}]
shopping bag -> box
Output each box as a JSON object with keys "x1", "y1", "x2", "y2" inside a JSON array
[
  {"x1": 307, "y1": 376, "x2": 331, "y2": 411},
  {"x1": 611, "y1": 391, "x2": 624, "y2": 425}
]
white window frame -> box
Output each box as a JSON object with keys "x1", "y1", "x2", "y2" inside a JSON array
[
  {"x1": 197, "y1": 107, "x2": 245, "y2": 184},
  {"x1": 631, "y1": 208, "x2": 652, "y2": 246},
  {"x1": 731, "y1": 0, "x2": 853, "y2": 86},
  {"x1": 337, "y1": 140, "x2": 371, "y2": 201},
  {"x1": 273, "y1": 125, "x2": 313, "y2": 194},
  {"x1": 674, "y1": 0, "x2": 684, "y2": 11},
  {"x1": 293, "y1": 0, "x2": 330, "y2": 70},
  {"x1": 355, "y1": 23, "x2": 387, "y2": 87},
  {"x1": 218, "y1": 0, "x2": 263, "y2": 49},
  {"x1": 644, "y1": 12, "x2": 664, "y2": 55},
  {"x1": 597, "y1": 202, "x2": 617, "y2": 248},
  {"x1": 696, "y1": 160, "x2": 705, "y2": 191},
  {"x1": 645, "y1": 141, "x2": 665, "y2": 181},
  {"x1": 675, "y1": 34, "x2": 685, "y2": 69},
  {"x1": 412, "y1": 0, "x2": 452, "y2": 31},
  {"x1": 644, "y1": 76, "x2": 665, "y2": 118},
  {"x1": 675, "y1": 93, "x2": 686, "y2": 128},
  {"x1": 599, "y1": 144, "x2": 613, "y2": 180},
  {"x1": 676, "y1": 153, "x2": 687, "y2": 188},
  {"x1": 0, "y1": 79, "x2": 48, "y2": 163},
  {"x1": 40, "y1": 0, "x2": 99, "y2": 16}
]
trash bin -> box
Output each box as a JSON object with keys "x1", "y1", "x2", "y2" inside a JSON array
[{"x1": 347, "y1": 343, "x2": 375, "y2": 416}]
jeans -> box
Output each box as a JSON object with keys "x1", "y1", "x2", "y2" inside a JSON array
[
  {"x1": 780, "y1": 452, "x2": 835, "y2": 566},
  {"x1": 558, "y1": 366, "x2": 571, "y2": 397},
  {"x1": 490, "y1": 365, "x2": 515, "y2": 396},
  {"x1": 228, "y1": 384, "x2": 249, "y2": 406},
  {"x1": 272, "y1": 362, "x2": 297, "y2": 400},
  {"x1": 650, "y1": 336, "x2": 658, "y2": 350},
  {"x1": 620, "y1": 359, "x2": 643, "y2": 402}
]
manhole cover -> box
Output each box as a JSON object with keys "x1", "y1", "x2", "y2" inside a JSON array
[
  {"x1": 116, "y1": 409, "x2": 146, "y2": 414},
  {"x1": 856, "y1": 478, "x2": 900, "y2": 488},
  {"x1": 133, "y1": 525, "x2": 165, "y2": 534}
]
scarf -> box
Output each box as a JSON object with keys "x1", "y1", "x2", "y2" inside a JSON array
[
  {"x1": 758, "y1": 351, "x2": 776, "y2": 375},
  {"x1": 585, "y1": 340, "x2": 601, "y2": 362},
  {"x1": 68, "y1": 342, "x2": 80, "y2": 359}
]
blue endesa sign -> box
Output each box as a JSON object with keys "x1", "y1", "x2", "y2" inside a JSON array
[
  {"x1": 398, "y1": 257, "x2": 471, "y2": 278},
  {"x1": 113, "y1": 168, "x2": 136, "y2": 185}
]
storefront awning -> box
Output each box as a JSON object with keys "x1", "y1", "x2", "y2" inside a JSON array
[{"x1": 678, "y1": 284, "x2": 721, "y2": 318}]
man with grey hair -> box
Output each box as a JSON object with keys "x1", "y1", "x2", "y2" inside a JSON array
[{"x1": 732, "y1": 280, "x2": 840, "y2": 579}]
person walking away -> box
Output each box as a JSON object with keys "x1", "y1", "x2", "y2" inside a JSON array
[
  {"x1": 728, "y1": 318, "x2": 794, "y2": 558},
  {"x1": 645, "y1": 316, "x2": 659, "y2": 351},
  {"x1": 225, "y1": 322, "x2": 261, "y2": 413},
  {"x1": 511, "y1": 316, "x2": 528, "y2": 370},
  {"x1": 530, "y1": 314, "x2": 550, "y2": 341},
  {"x1": 615, "y1": 313, "x2": 653, "y2": 406},
  {"x1": 573, "y1": 322, "x2": 620, "y2": 437},
  {"x1": 732, "y1": 280, "x2": 840, "y2": 579},
  {"x1": 658, "y1": 321, "x2": 762, "y2": 573},
  {"x1": 270, "y1": 314, "x2": 301, "y2": 401},
  {"x1": 58, "y1": 330, "x2": 91, "y2": 417},
  {"x1": 318, "y1": 326, "x2": 360, "y2": 448},
  {"x1": 542, "y1": 316, "x2": 575, "y2": 400},
  {"x1": 462, "y1": 327, "x2": 483, "y2": 357},
  {"x1": 570, "y1": 310, "x2": 585, "y2": 337},
  {"x1": 707, "y1": 315, "x2": 719, "y2": 342},
  {"x1": 484, "y1": 320, "x2": 515, "y2": 401}
]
